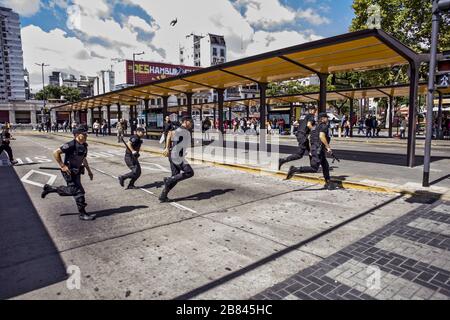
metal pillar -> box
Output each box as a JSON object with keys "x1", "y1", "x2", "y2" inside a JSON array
[
  {"x1": 107, "y1": 105, "x2": 111, "y2": 135},
  {"x1": 407, "y1": 62, "x2": 419, "y2": 168},
  {"x1": 437, "y1": 91, "x2": 443, "y2": 139},
  {"x1": 144, "y1": 99, "x2": 149, "y2": 138},
  {"x1": 388, "y1": 96, "x2": 394, "y2": 138},
  {"x1": 228, "y1": 106, "x2": 232, "y2": 122},
  {"x1": 200, "y1": 106, "x2": 203, "y2": 122},
  {"x1": 90, "y1": 108, "x2": 94, "y2": 133},
  {"x1": 259, "y1": 83, "x2": 267, "y2": 131},
  {"x1": 213, "y1": 105, "x2": 217, "y2": 129},
  {"x1": 349, "y1": 98, "x2": 354, "y2": 138},
  {"x1": 98, "y1": 107, "x2": 102, "y2": 122},
  {"x1": 217, "y1": 89, "x2": 224, "y2": 133},
  {"x1": 318, "y1": 73, "x2": 329, "y2": 113},
  {"x1": 117, "y1": 103, "x2": 122, "y2": 120},
  {"x1": 186, "y1": 93, "x2": 193, "y2": 119},
  {"x1": 162, "y1": 96, "x2": 169, "y2": 119},
  {"x1": 246, "y1": 105, "x2": 250, "y2": 119},
  {"x1": 129, "y1": 105, "x2": 133, "y2": 135}
]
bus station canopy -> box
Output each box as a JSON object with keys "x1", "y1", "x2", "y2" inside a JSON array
[{"x1": 54, "y1": 29, "x2": 419, "y2": 112}]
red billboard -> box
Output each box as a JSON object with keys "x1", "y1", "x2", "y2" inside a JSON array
[{"x1": 126, "y1": 60, "x2": 201, "y2": 85}]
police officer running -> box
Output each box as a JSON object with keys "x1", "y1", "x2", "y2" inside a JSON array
[
  {"x1": 278, "y1": 106, "x2": 317, "y2": 170},
  {"x1": 285, "y1": 112, "x2": 334, "y2": 190},
  {"x1": 159, "y1": 117, "x2": 195, "y2": 202},
  {"x1": 41, "y1": 125, "x2": 96, "y2": 221},
  {"x1": 0, "y1": 127, "x2": 18, "y2": 165},
  {"x1": 118, "y1": 127, "x2": 145, "y2": 189}
]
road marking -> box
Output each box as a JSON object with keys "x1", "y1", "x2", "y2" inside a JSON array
[
  {"x1": 140, "y1": 162, "x2": 170, "y2": 173},
  {"x1": 374, "y1": 235, "x2": 450, "y2": 270},
  {"x1": 91, "y1": 167, "x2": 197, "y2": 213},
  {"x1": 407, "y1": 217, "x2": 450, "y2": 236},
  {"x1": 21, "y1": 170, "x2": 57, "y2": 188},
  {"x1": 326, "y1": 259, "x2": 447, "y2": 300}
]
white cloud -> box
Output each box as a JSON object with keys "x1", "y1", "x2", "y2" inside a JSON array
[
  {"x1": 0, "y1": 0, "x2": 41, "y2": 17},
  {"x1": 233, "y1": 0, "x2": 330, "y2": 29},
  {"x1": 296, "y1": 8, "x2": 330, "y2": 26},
  {"x1": 23, "y1": 0, "x2": 326, "y2": 89}
]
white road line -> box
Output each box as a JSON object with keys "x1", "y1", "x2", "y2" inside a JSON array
[
  {"x1": 21, "y1": 170, "x2": 57, "y2": 188},
  {"x1": 92, "y1": 167, "x2": 197, "y2": 213},
  {"x1": 140, "y1": 188, "x2": 154, "y2": 195}
]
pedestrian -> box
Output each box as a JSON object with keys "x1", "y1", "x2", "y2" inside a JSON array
[
  {"x1": 202, "y1": 116, "x2": 211, "y2": 141},
  {"x1": 286, "y1": 112, "x2": 334, "y2": 190},
  {"x1": 357, "y1": 117, "x2": 365, "y2": 135},
  {"x1": 365, "y1": 115, "x2": 372, "y2": 138},
  {"x1": 159, "y1": 117, "x2": 195, "y2": 202},
  {"x1": 279, "y1": 106, "x2": 316, "y2": 170},
  {"x1": 93, "y1": 120, "x2": 100, "y2": 137},
  {"x1": 118, "y1": 127, "x2": 145, "y2": 190},
  {"x1": 41, "y1": 125, "x2": 95, "y2": 221},
  {"x1": 372, "y1": 116, "x2": 378, "y2": 137},
  {"x1": 117, "y1": 119, "x2": 124, "y2": 143},
  {"x1": 400, "y1": 117, "x2": 407, "y2": 139},
  {"x1": 101, "y1": 120, "x2": 108, "y2": 136},
  {"x1": 0, "y1": 127, "x2": 18, "y2": 165}
]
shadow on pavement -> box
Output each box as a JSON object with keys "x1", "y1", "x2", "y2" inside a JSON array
[
  {"x1": 430, "y1": 174, "x2": 450, "y2": 187},
  {"x1": 60, "y1": 205, "x2": 148, "y2": 219},
  {"x1": 0, "y1": 164, "x2": 67, "y2": 299},
  {"x1": 171, "y1": 189, "x2": 235, "y2": 202},
  {"x1": 140, "y1": 181, "x2": 165, "y2": 189}
]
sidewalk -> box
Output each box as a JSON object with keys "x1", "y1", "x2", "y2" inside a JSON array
[{"x1": 28, "y1": 131, "x2": 450, "y2": 200}]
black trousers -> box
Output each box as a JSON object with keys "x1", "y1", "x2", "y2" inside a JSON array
[
  {"x1": 122, "y1": 154, "x2": 141, "y2": 186},
  {"x1": 295, "y1": 147, "x2": 330, "y2": 181},
  {"x1": 281, "y1": 134, "x2": 310, "y2": 163},
  {"x1": 54, "y1": 172, "x2": 87, "y2": 213},
  {"x1": 167, "y1": 156, "x2": 194, "y2": 192},
  {"x1": 0, "y1": 144, "x2": 14, "y2": 161}
]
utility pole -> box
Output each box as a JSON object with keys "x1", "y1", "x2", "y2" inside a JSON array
[
  {"x1": 423, "y1": 0, "x2": 450, "y2": 187},
  {"x1": 132, "y1": 51, "x2": 145, "y2": 86},
  {"x1": 35, "y1": 63, "x2": 50, "y2": 125}
]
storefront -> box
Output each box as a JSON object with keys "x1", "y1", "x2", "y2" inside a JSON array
[
  {"x1": 0, "y1": 111, "x2": 9, "y2": 123},
  {"x1": 15, "y1": 111, "x2": 31, "y2": 124}
]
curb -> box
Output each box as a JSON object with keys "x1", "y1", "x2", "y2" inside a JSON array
[{"x1": 49, "y1": 133, "x2": 418, "y2": 196}]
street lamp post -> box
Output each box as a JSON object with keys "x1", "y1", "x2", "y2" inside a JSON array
[
  {"x1": 132, "y1": 52, "x2": 145, "y2": 86},
  {"x1": 423, "y1": 0, "x2": 450, "y2": 187},
  {"x1": 35, "y1": 63, "x2": 50, "y2": 126}
]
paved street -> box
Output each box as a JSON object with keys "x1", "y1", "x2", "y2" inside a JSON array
[{"x1": 0, "y1": 132, "x2": 449, "y2": 300}]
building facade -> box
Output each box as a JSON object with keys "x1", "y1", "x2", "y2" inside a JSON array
[
  {"x1": 180, "y1": 33, "x2": 226, "y2": 67},
  {"x1": 0, "y1": 6, "x2": 26, "y2": 101}
]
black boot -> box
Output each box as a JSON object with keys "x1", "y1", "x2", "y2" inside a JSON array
[
  {"x1": 126, "y1": 184, "x2": 138, "y2": 190},
  {"x1": 286, "y1": 166, "x2": 300, "y2": 180},
  {"x1": 159, "y1": 177, "x2": 173, "y2": 202},
  {"x1": 118, "y1": 176, "x2": 125, "y2": 187},
  {"x1": 324, "y1": 180, "x2": 334, "y2": 190},
  {"x1": 41, "y1": 184, "x2": 56, "y2": 199},
  {"x1": 79, "y1": 208, "x2": 96, "y2": 221},
  {"x1": 278, "y1": 158, "x2": 285, "y2": 171}
]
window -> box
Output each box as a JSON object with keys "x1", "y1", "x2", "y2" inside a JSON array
[
  {"x1": 220, "y1": 49, "x2": 225, "y2": 57},
  {"x1": 212, "y1": 48, "x2": 217, "y2": 56}
]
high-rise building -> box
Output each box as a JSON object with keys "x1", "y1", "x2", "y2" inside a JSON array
[
  {"x1": 93, "y1": 70, "x2": 115, "y2": 95},
  {"x1": 0, "y1": 6, "x2": 26, "y2": 101},
  {"x1": 180, "y1": 33, "x2": 227, "y2": 67}
]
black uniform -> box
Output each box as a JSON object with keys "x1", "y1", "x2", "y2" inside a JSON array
[
  {"x1": 160, "y1": 126, "x2": 194, "y2": 200},
  {"x1": 121, "y1": 135, "x2": 143, "y2": 188},
  {"x1": 279, "y1": 113, "x2": 315, "y2": 168},
  {"x1": 0, "y1": 130, "x2": 15, "y2": 162},
  {"x1": 44, "y1": 140, "x2": 89, "y2": 214},
  {"x1": 287, "y1": 122, "x2": 330, "y2": 182}
]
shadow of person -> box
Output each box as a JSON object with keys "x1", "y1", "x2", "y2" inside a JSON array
[
  {"x1": 60, "y1": 205, "x2": 148, "y2": 218},
  {"x1": 170, "y1": 188, "x2": 235, "y2": 202},
  {"x1": 140, "y1": 181, "x2": 165, "y2": 189}
]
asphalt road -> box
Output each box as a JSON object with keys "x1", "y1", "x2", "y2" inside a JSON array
[{"x1": 0, "y1": 133, "x2": 432, "y2": 299}]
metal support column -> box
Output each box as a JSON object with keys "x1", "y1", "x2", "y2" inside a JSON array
[
  {"x1": 349, "y1": 98, "x2": 354, "y2": 138},
  {"x1": 117, "y1": 103, "x2": 122, "y2": 121},
  {"x1": 318, "y1": 73, "x2": 329, "y2": 113},
  {"x1": 107, "y1": 105, "x2": 111, "y2": 135},
  {"x1": 130, "y1": 105, "x2": 135, "y2": 135},
  {"x1": 388, "y1": 96, "x2": 394, "y2": 138},
  {"x1": 437, "y1": 91, "x2": 443, "y2": 139},
  {"x1": 407, "y1": 62, "x2": 419, "y2": 168},
  {"x1": 144, "y1": 99, "x2": 149, "y2": 139},
  {"x1": 259, "y1": 83, "x2": 267, "y2": 131},
  {"x1": 217, "y1": 89, "x2": 224, "y2": 134},
  {"x1": 90, "y1": 108, "x2": 94, "y2": 133}
]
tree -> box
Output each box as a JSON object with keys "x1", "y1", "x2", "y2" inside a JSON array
[
  {"x1": 350, "y1": 0, "x2": 450, "y2": 53},
  {"x1": 35, "y1": 85, "x2": 80, "y2": 102}
]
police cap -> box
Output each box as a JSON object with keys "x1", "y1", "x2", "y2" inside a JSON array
[{"x1": 73, "y1": 125, "x2": 88, "y2": 135}]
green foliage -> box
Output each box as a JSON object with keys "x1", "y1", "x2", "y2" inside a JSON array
[
  {"x1": 350, "y1": 0, "x2": 450, "y2": 53},
  {"x1": 35, "y1": 85, "x2": 81, "y2": 102},
  {"x1": 267, "y1": 77, "x2": 335, "y2": 96}
]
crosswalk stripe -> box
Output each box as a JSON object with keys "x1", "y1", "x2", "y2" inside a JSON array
[{"x1": 407, "y1": 218, "x2": 450, "y2": 236}]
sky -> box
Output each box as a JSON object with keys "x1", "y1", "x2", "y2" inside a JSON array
[{"x1": 0, "y1": 0, "x2": 355, "y2": 91}]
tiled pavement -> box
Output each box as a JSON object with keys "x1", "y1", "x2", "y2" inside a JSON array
[{"x1": 252, "y1": 201, "x2": 450, "y2": 300}]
